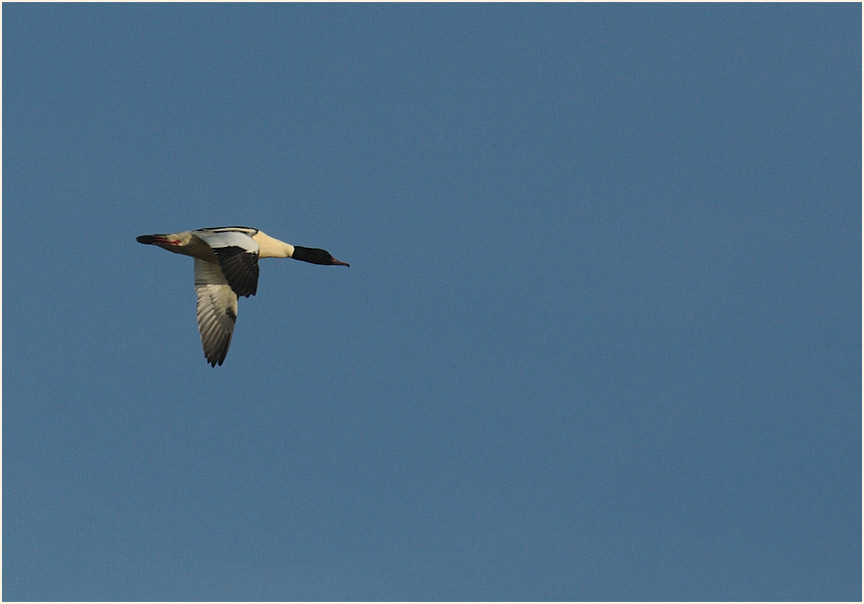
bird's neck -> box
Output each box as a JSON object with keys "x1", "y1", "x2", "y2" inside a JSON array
[{"x1": 253, "y1": 231, "x2": 295, "y2": 258}]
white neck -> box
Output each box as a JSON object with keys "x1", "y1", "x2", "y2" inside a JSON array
[{"x1": 253, "y1": 231, "x2": 295, "y2": 258}]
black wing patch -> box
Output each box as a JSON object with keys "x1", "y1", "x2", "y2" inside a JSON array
[{"x1": 213, "y1": 246, "x2": 259, "y2": 297}]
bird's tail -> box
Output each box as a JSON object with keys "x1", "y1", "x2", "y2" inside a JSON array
[{"x1": 136, "y1": 234, "x2": 166, "y2": 244}]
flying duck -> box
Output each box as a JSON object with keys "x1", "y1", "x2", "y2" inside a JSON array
[{"x1": 137, "y1": 226, "x2": 349, "y2": 366}]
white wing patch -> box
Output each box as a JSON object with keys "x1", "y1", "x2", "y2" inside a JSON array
[
  {"x1": 194, "y1": 258, "x2": 239, "y2": 367},
  {"x1": 194, "y1": 228, "x2": 259, "y2": 253}
]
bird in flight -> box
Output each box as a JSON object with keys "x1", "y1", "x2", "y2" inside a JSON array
[{"x1": 137, "y1": 226, "x2": 349, "y2": 366}]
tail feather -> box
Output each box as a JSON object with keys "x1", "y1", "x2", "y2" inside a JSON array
[{"x1": 136, "y1": 234, "x2": 165, "y2": 244}]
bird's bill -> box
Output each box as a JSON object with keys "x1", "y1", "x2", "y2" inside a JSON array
[{"x1": 332, "y1": 258, "x2": 350, "y2": 267}]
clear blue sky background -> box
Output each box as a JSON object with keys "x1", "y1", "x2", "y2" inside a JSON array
[{"x1": 3, "y1": 3, "x2": 860, "y2": 601}]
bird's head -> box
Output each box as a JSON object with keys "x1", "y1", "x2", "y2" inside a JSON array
[{"x1": 292, "y1": 246, "x2": 350, "y2": 267}]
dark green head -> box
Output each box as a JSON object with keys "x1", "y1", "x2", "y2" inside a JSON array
[{"x1": 292, "y1": 246, "x2": 350, "y2": 267}]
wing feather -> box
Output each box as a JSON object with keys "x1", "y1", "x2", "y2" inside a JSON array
[
  {"x1": 194, "y1": 258, "x2": 238, "y2": 367},
  {"x1": 193, "y1": 229, "x2": 260, "y2": 298}
]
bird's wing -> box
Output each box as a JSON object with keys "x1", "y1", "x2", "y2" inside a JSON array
[
  {"x1": 194, "y1": 258, "x2": 239, "y2": 367},
  {"x1": 193, "y1": 229, "x2": 260, "y2": 297}
]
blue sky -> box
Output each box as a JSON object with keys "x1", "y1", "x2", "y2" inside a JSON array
[{"x1": 2, "y1": 3, "x2": 860, "y2": 601}]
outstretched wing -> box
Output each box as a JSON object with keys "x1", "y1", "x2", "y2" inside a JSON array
[
  {"x1": 193, "y1": 228, "x2": 260, "y2": 297},
  {"x1": 194, "y1": 258, "x2": 238, "y2": 367}
]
